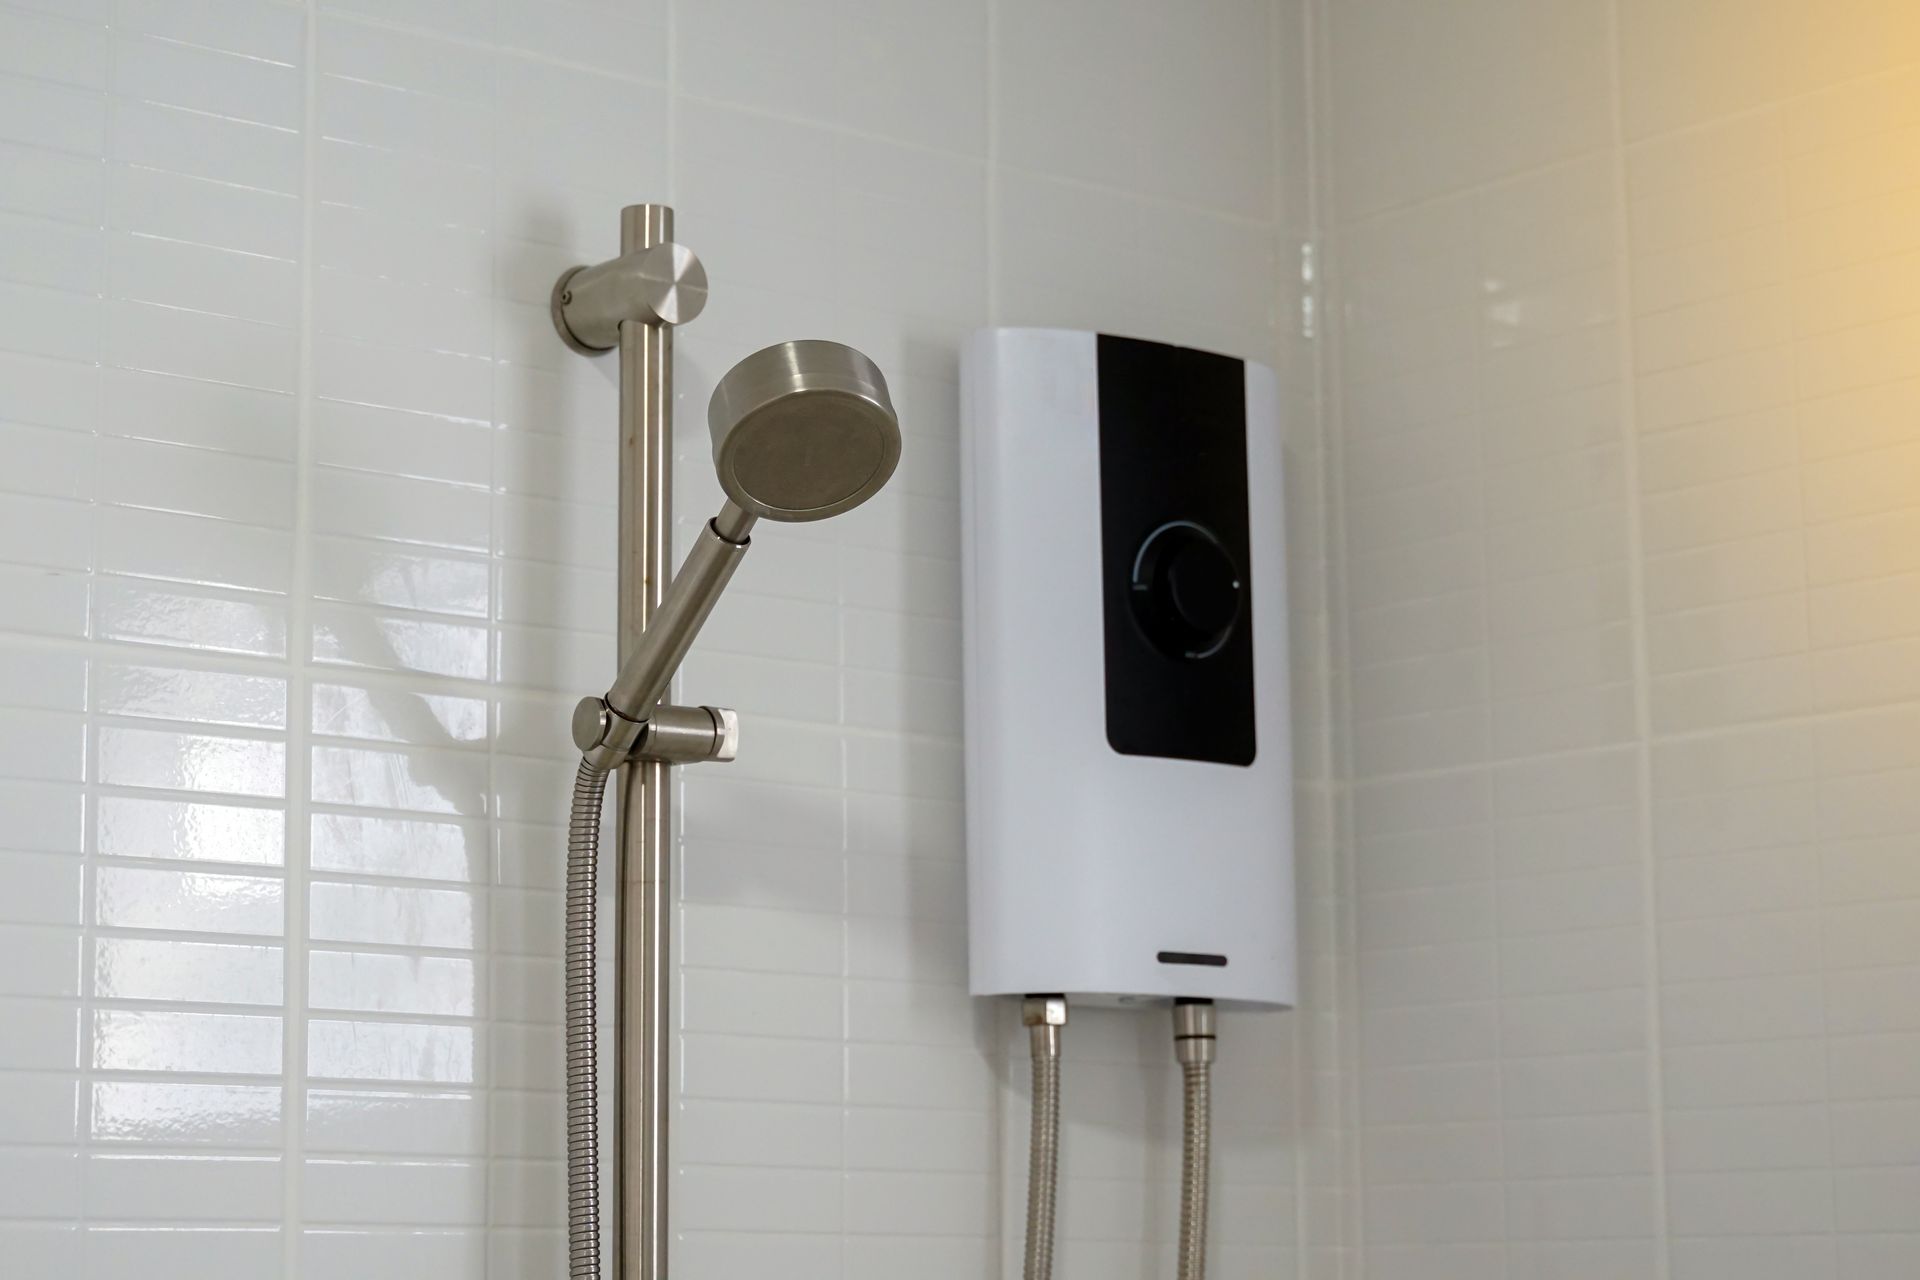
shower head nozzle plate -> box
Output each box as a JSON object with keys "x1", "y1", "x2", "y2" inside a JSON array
[{"x1": 708, "y1": 340, "x2": 902, "y2": 522}]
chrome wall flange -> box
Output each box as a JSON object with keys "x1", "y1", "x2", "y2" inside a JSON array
[{"x1": 551, "y1": 240, "x2": 708, "y2": 354}]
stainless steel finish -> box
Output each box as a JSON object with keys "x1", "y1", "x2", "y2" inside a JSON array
[
  {"x1": 557, "y1": 202, "x2": 904, "y2": 1280},
  {"x1": 574, "y1": 698, "x2": 740, "y2": 769},
  {"x1": 1173, "y1": 1000, "x2": 1217, "y2": 1280},
  {"x1": 1021, "y1": 996, "x2": 1067, "y2": 1280},
  {"x1": 572, "y1": 696, "x2": 646, "y2": 771},
  {"x1": 616, "y1": 202, "x2": 674, "y2": 1280},
  {"x1": 709, "y1": 705, "x2": 741, "y2": 761},
  {"x1": 1172, "y1": 999, "x2": 1217, "y2": 1065},
  {"x1": 557, "y1": 203, "x2": 694, "y2": 1280},
  {"x1": 603, "y1": 517, "x2": 751, "y2": 722},
  {"x1": 711, "y1": 498, "x2": 757, "y2": 545},
  {"x1": 635, "y1": 704, "x2": 740, "y2": 765},
  {"x1": 565, "y1": 759, "x2": 611, "y2": 1280},
  {"x1": 553, "y1": 242, "x2": 708, "y2": 354},
  {"x1": 708, "y1": 339, "x2": 901, "y2": 521}
]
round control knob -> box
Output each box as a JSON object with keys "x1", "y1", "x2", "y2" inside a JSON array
[{"x1": 1129, "y1": 521, "x2": 1244, "y2": 660}]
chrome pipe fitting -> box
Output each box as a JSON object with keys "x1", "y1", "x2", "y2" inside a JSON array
[
  {"x1": 1173, "y1": 998, "x2": 1217, "y2": 1067},
  {"x1": 602, "y1": 514, "x2": 752, "y2": 724}
]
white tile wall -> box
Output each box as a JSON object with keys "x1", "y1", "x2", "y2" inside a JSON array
[
  {"x1": 0, "y1": 1, "x2": 1333, "y2": 1277},
  {"x1": 1327, "y1": 1, "x2": 1920, "y2": 1277}
]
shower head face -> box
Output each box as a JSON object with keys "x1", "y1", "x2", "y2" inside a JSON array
[{"x1": 707, "y1": 340, "x2": 901, "y2": 522}]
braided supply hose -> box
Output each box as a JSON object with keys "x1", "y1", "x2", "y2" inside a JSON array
[
  {"x1": 1022, "y1": 996, "x2": 1067, "y2": 1280},
  {"x1": 566, "y1": 758, "x2": 611, "y2": 1280},
  {"x1": 1173, "y1": 1000, "x2": 1217, "y2": 1280}
]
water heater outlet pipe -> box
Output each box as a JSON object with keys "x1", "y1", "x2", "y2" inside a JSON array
[{"x1": 1173, "y1": 999, "x2": 1217, "y2": 1280}]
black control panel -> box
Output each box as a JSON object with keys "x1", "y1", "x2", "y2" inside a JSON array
[{"x1": 1097, "y1": 334, "x2": 1257, "y2": 766}]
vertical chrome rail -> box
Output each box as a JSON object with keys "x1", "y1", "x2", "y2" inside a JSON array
[
  {"x1": 555, "y1": 201, "x2": 706, "y2": 1280},
  {"x1": 617, "y1": 202, "x2": 673, "y2": 1280},
  {"x1": 554, "y1": 201, "x2": 896, "y2": 1280}
]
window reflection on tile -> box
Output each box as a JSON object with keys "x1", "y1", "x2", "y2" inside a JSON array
[
  {"x1": 92, "y1": 580, "x2": 288, "y2": 658},
  {"x1": 311, "y1": 604, "x2": 489, "y2": 681},
  {"x1": 308, "y1": 949, "x2": 474, "y2": 1017},
  {"x1": 309, "y1": 881, "x2": 476, "y2": 950},
  {"x1": 95, "y1": 796, "x2": 285, "y2": 866},
  {"x1": 92, "y1": 1009, "x2": 281, "y2": 1075},
  {"x1": 309, "y1": 743, "x2": 487, "y2": 817},
  {"x1": 309, "y1": 812, "x2": 481, "y2": 883},
  {"x1": 311, "y1": 681, "x2": 486, "y2": 746},
  {"x1": 96, "y1": 725, "x2": 287, "y2": 799},
  {"x1": 95, "y1": 866, "x2": 283, "y2": 937},
  {"x1": 312, "y1": 536, "x2": 491, "y2": 618},
  {"x1": 307, "y1": 1018, "x2": 474, "y2": 1084},
  {"x1": 91, "y1": 1081, "x2": 281, "y2": 1147},
  {"x1": 95, "y1": 937, "x2": 283, "y2": 1006},
  {"x1": 93, "y1": 663, "x2": 287, "y2": 730}
]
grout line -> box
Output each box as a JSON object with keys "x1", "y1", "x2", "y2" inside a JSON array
[
  {"x1": 74, "y1": 11, "x2": 121, "y2": 1247},
  {"x1": 1777, "y1": 72, "x2": 1845, "y2": 1276},
  {"x1": 279, "y1": 1, "x2": 322, "y2": 1273},
  {"x1": 1602, "y1": 1, "x2": 1674, "y2": 1275},
  {"x1": 1455, "y1": 125, "x2": 1513, "y2": 1280},
  {"x1": 984, "y1": 0, "x2": 1000, "y2": 327},
  {"x1": 1277, "y1": 1, "x2": 1326, "y2": 1275},
  {"x1": 1301, "y1": 0, "x2": 1367, "y2": 1269}
]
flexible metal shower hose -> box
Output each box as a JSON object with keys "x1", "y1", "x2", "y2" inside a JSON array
[
  {"x1": 1024, "y1": 1027, "x2": 1063, "y2": 1280},
  {"x1": 565, "y1": 757, "x2": 610, "y2": 1280},
  {"x1": 1176, "y1": 1057, "x2": 1212, "y2": 1280}
]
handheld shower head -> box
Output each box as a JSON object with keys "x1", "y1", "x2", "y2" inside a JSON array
[
  {"x1": 708, "y1": 340, "x2": 901, "y2": 522},
  {"x1": 588, "y1": 339, "x2": 902, "y2": 730}
]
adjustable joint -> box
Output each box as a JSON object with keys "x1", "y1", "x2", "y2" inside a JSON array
[
  {"x1": 1173, "y1": 998, "x2": 1217, "y2": 1067},
  {"x1": 571, "y1": 697, "x2": 739, "y2": 770},
  {"x1": 551, "y1": 241, "x2": 708, "y2": 354},
  {"x1": 572, "y1": 696, "x2": 646, "y2": 770}
]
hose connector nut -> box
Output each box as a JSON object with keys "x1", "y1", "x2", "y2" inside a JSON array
[
  {"x1": 1022, "y1": 995, "x2": 1068, "y2": 1028},
  {"x1": 1173, "y1": 998, "x2": 1217, "y2": 1066}
]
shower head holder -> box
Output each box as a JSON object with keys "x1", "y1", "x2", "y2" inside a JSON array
[{"x1": 552, "y1": 240, "x2": 709, "y2": 354}]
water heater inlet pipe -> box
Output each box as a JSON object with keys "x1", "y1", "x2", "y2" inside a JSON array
[{"x1": 1022, "y1": 995, "x2": 1068, "y2": 1280}]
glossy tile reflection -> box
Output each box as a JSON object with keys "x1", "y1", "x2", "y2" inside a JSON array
[{"x1": 0, "y1": 1, "x2": 1329, "y2": 1275}]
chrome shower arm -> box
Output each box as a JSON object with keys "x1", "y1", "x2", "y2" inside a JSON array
[
  {"x1": 570, "y1": 502, "x2": 759, "y2": 771},
  {"x1": 602, "y1": 502, "x2": 756, "y2": 722}
]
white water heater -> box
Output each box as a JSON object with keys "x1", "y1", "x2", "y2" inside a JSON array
[{"x1": 960, "y1": 328, "x2": 1295, "y2": 1010}]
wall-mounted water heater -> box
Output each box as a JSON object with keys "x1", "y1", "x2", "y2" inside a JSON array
[
  {"x1": 961, "y1": 327, "x2": 1296, "y2": 1010},
  {"x1": 962, "y1": 328, "x2": 1295, "y2": 1280}
]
